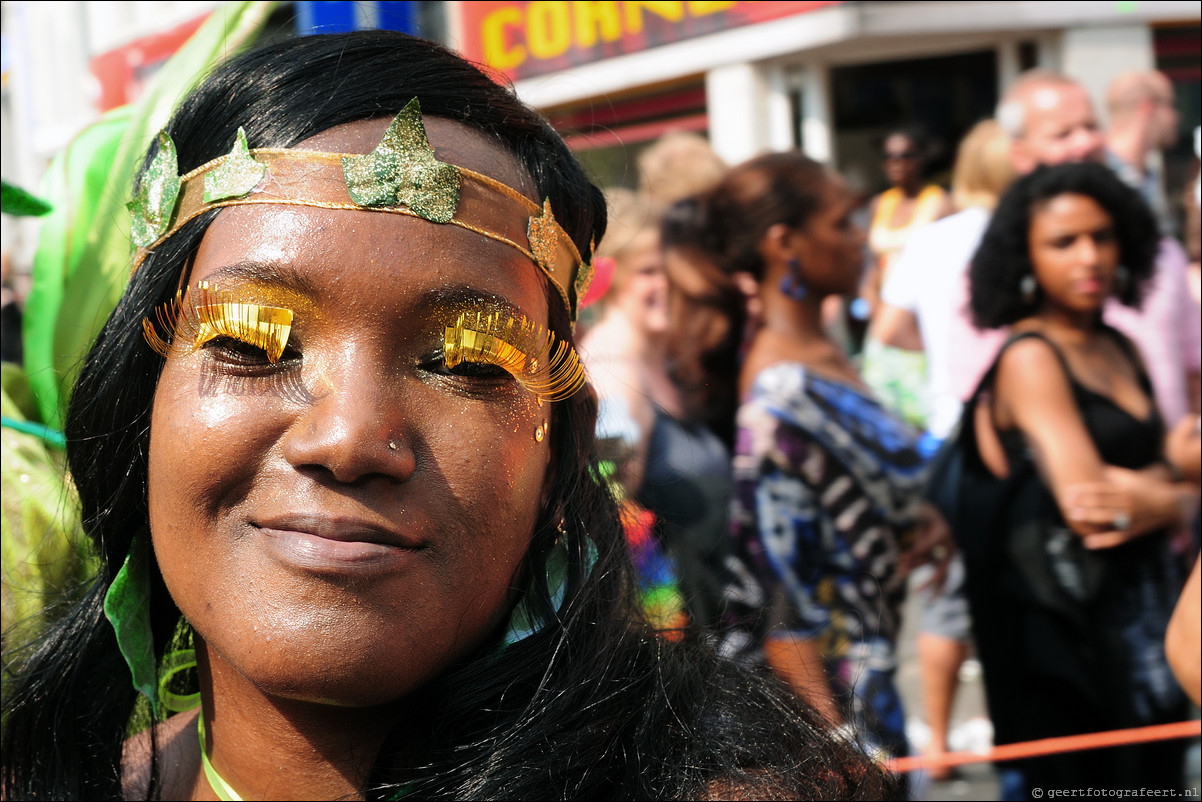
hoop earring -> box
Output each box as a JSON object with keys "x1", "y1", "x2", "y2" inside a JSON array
[
  {"x1": 779, "y1": 256, "x2": 808, "y2": 300},
  {"x1": 1020, "y1": 274, "x2": 1038, "y2": 306}
]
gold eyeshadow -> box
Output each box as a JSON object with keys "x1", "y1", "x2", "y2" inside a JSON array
[
  {"x1": 143, "y1": 281, "x2": 294, "y2": 363},
  {"x1": 143, "y1": 285, "x2": 585, "y2": 402}
]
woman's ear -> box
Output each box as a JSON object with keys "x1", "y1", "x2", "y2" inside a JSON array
[{"x1": 758, "y1": 222, "x2": 804, "y2": 270}]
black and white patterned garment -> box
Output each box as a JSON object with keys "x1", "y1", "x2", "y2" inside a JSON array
[{"x1": 721, "y1": 362, "x2": 929, "y2": 761}]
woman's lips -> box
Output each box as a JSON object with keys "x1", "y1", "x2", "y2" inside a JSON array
[{"x1": 254, "y1": 513, "x2": 422, "y2": 575}]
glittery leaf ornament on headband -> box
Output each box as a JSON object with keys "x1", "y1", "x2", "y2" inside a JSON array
[
  {"x1": 341, "y1": 98, "x2": 461, "y2": 224},
  {"x1": 573, "y1": 237, "x2": 597, "y2": 308},
  {"x1": 203, "y1": 127, "x2": 266, "y2": 203},
  {"x1": 527, "y1": 199, "x2": 560, "y2": 273},
  {"x1": 127, "y1": 132, "x2": 181, "y2": 247}
]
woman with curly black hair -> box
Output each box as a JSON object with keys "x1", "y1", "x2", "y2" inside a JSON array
[
  {"x1": 0, "y1": 31, "x2": 900, "y2": 801},
  {"x1": 962, "y1": 162, "x2": 1195, "y2": 796}
]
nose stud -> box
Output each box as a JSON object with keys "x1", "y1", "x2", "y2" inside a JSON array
[{"x1": 387, "y1": 441, "x2": 398, "y2": 451}]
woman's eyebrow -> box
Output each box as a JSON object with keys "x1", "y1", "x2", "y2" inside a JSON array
[
  {"x1": 412, "y1": 285, "x2": 531, "y2": 321},
  {"x1": 199, "y1": 261, "x2": 321, "y2": 298}
]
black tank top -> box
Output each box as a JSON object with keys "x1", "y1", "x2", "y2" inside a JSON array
[{"x1": 994, "y1": 329, "x2": 1164, "y2": 472}]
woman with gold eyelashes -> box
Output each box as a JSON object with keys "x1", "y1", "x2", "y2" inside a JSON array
[{"x1": 1, "y1": 32, "x2": 898, "y2": 801}]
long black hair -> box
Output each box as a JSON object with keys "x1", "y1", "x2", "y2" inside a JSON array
[
  {"x1": 969, "y1": 162, "x2": 1159, "y2": 329},
  {"x1": 3, "y1": 32, "x2": 897, "y2": 800}
]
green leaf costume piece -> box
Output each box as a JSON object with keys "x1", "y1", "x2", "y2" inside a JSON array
[
  {"x1": 204, "y1": 127, "x2": 267, "y2": 203},
  {"x1": 103, "y1": 535, "x2": 158, "y2": 715},
  {"x1": 22, "y1": 1, "x2": 279, "y2": 430},
  {"x1": 1, "y1": 363, "x2": 87, "y2": 699},
  {"x1": 127, "y1": 132, "x2": 181, "y2": 248},
  {"x1": 0, "y1": 181, "x2": 52, "y2": 217},
  {"x1": 342, "y1": 98, "x2": 461, "y2": 223}
]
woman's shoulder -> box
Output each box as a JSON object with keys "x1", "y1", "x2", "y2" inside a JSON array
[
  {"x1": 744, "y1": 362, "x2": 888, "y2": 426},
  {"x1": 122, "y1": 708, "x2": 201, "y2": 800},
  {"x1": 992, "y1": 329, "x2": 1074, "y2": 388}
]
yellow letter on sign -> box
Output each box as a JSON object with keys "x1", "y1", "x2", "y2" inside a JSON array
[
  {"x1": 482, "y1": 6, "x2": 527, "y2": 71},
  {"x1": 573, "y1": 1, "x2": 623, "y2": 48},
  {"x1": 528, "y1": 1, "x2": 573, "y2": 59},
  {"x1": 686, "y1": 0, "x2": 737, "y2": 14}
]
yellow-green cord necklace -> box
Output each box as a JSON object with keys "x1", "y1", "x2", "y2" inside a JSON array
[{"x1": 198, "y1": 710, "x2": 242, "y2": 801}]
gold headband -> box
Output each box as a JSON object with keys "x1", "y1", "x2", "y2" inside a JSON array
[{"x1": 128, "y1": 99, "x2": 594, "y2": 321}]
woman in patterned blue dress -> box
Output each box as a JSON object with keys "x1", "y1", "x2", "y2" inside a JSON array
[{"x1": 691, "y1": 152, "x2": 951, "y2": 765}]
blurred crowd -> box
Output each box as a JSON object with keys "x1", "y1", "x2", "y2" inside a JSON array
[{"x1": 574, "y1": 67, "x2": 1201, "y2": 799}]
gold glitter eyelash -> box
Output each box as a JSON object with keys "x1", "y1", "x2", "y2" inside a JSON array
[
  {"x1": 143, "y1": 281, "x2": 294, "y2": 363},
  {"x1": 443, "y1": 309, "x2": 585, "y2": 402}
]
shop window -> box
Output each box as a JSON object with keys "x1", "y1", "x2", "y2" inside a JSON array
[
  {"x1": 829, "y1": 50, "x2": 997, "y2": 196},
  {"x1": 1018, "y1": 40, "x2": 1040, "y2": 73}
]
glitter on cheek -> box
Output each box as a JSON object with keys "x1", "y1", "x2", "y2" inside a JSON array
[{"x1": 193, "y1": 392, "x2": 248, "y2": 430}]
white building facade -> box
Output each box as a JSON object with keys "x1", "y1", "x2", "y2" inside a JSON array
[{"x1": 447, "y1": 1, "x2": 1198, "y2": 198}]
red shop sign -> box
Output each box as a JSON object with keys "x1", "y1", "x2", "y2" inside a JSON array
[{"x1": 458, "y1": 1, "x2": 840, "y2": 81}]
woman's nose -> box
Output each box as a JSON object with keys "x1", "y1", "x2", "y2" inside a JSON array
[
  {"x1": 280, "y1": 356, "x2": 417, "y2": 485},
  {"x1": 1074, "y1": 234, "x2": 1102, "y2": 266}
]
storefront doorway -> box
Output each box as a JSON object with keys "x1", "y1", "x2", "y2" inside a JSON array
[{"x1": 829, "y1": 49, "x2": 1000, "y2": 195}]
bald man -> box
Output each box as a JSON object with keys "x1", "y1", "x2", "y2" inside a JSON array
[
  {"x1": 1000, "y1": 71, "x2": 1107, "y2": 174},
  {"x1": 1105, "y1": 70, "x2": 1179, "y2": 231},
  {"x1": 1101, "y1": 71, "x2": 1200, "y2": 425}
]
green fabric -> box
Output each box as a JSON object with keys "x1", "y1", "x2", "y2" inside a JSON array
[
  {"x1": 22, "y1": 1, "x2": 279, "y2": 429},
  {"x1": 860, "y1": 338, "x2": 931, "y2": 429},
  {"x1": 23, "y1": 108, "x2": 132, "y2": 430},
  {"x1": 0, "y1": 362, "x2": 87, "y2": 652},
  {"x1": 103, "y1": 535, "x2": 157, "y2": 716}
]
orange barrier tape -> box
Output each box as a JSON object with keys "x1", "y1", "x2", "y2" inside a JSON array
[{"x1": 887, "y1": 720, "x2": 1201, "y2": 774}]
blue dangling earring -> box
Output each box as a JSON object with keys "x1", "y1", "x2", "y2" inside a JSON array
[{"x1": 780, "y1": 256, "x2": 808, "y2": 300}]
